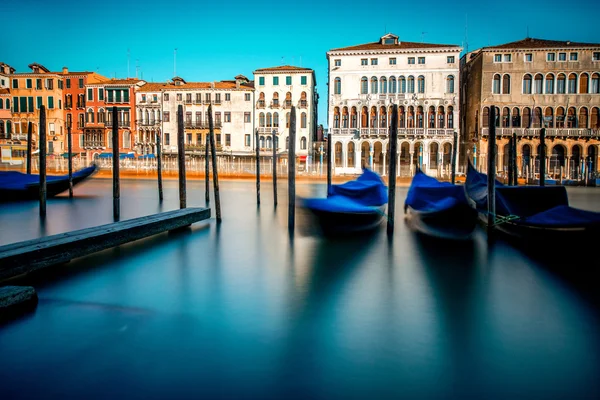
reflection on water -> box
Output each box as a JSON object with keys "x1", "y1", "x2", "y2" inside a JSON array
[{"x1": 0, "y1": 178, "x2": 599, "y2": 399}]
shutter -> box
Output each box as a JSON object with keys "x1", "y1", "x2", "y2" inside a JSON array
[{"x1": 28, "y1": 97, "x2": 34, "y2": 112}]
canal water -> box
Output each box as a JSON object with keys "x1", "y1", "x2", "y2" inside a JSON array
[{"x1": 0, "y1": 177, "x2": 599, "y2": 399}]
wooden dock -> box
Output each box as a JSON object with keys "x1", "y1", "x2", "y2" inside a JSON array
[{"x1": 0, "y1": 207, "x2": 211, "y2": 282}]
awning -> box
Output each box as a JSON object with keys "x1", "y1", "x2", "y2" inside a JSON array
[
  {"x1": 96, "y1": 152, "x2": 135, "y2": 159},
  {"x1": 138, "y1": 154, "x2": 156, "y2": 159},
  {"x1": 298, "y1": 155, "x2": 307, "y2": 161}
]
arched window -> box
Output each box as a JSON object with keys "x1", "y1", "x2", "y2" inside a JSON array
[
  {"x1": 437, "y1": 106, "x2": 445, "y2": 128},
  {"x1": 301, "y1": 112, "x2": 307, "y2": 129},
  {"x1": 523, "y1": 74, "x2": 532, "y2": 94},
  {"x1": 334, "y1": 77, "x2": 341, "y2": 95},
  {"x1": 361, "y1": 77, "x2": 368, "y2": 94},
  {"x1": 446, "y1": 75, "x2": 455, "y2": 93},
  {"x1": 399, "y1": 76, "x2": 406, "y2": 93},
  {"x1": 389, "y1": 77, "x2": 397, "y2": 93},
  {"x1": 502, "y1": 107, "x2": 510, "y2": 127},
  {"x1": 380, "y1": 77, "x2": 387, "y2": 94},
  {"x1": 567, "y1": 107, "x2": 577, "y2": 128},
  {"x1": 417, "y1": 76, "x2": 425, "y2": 93},
  {"x1": 379, "y1": 106, "x2": 387, "y2": 128},
  {"x1": 579, "y1": 107, "x2": 588, "y2": 128},
  {"x1": 545, "y1": 73, "x2": 555, "y2": 94},
  {"x1": 98, "y1": 108, "x2": 105, "y2": 123},
  {"x1": 333, "y1": 107, "x2": 340, "y2": 128},
  {"x1": 259, "y1": 112, "x2": 265, "y2": 127},
  {"x1": 370, "y1": 107, "x2": 377, "y2": 128},
  {"x1": 370, "y1": 77, "x2": 378, "y2": 94},
  {"x1": 557, "y1": 74, "x2": 566, "y2": 94},
  {"x1": 258, "y1": 92, "x2": 265, "y2": 108},
  {"x1": 482, "y1": 107, "x2": 489, "y2": 128},
  {"x1": 342, "y1": 107, "x2": 349, "y2": 128},
  {"x1": 533, "y1": 107, "x2": 542, "y2": 128},
  {"x1": 523, "y1": 107, "x2": 531, "y2": 128},
  {"x1": 580, "y1": 73, "x2": 589, "y2": 94},
  {"x1": 493, "y1": 74, "x2": 501, "y2": 94},
  {"x1": 592, "y1": 73, "x2": 600, "y2": 94},
  {"x1": 544, "y1": 107, "x2": 554, "y2": 128},
  {"x1": 350, "y1": 107, "x2": 357, "y2": 128},
  {"x1": 407, "y1": 106, "x2": 414, "y2": 128},
  {"x1": 447, "y1": 106, "x2": 454, "y2": 129},
  {"x1": 78, "y1": 113, "x2": 84, "y2": 128},
  {"x1": 273, "y1": 112, "x2": 279, "y2": 128},
  {"x1": 568, "y1": 73, "x2": 577, "y2": 93},
  {"x1": 416, "y1": 106, "x2": 424, "y2": 128},
  {"x1": 300, "y1": 137, "x2": 307, "y2": 150},
  {"x1": 6, "y1": 120, "x2": 11, "y2": 134},
  {"x1": 591, "y1": 107, "x2": 599, "y2": 129},
  {"x1": 534, "y1": 74, "x2": 543, "y2": 94},
  {"x1": 407, "y1": 76, "x2": 415, "y2": 93},
  {"x1": 512, "y1": 107, "x2": 521, "y2": 127},
  {"x1": 398, "y1": 106, "x2": 405, "y2": 128},
  {"x1": 286, "y1": 112, "x2": 290, "y2": 128},
  {"x1": 428, "y1": 106, "x2": 435, "y2": 128},
  {"x1": 556, "y1": 107, "x2": 565, "y2": 128},
  {"x1": 502, "y1": 75, "x2": 510, "y2": 94},
  {"x1": 86, "y1": 108, "x2": 94, "y2": 123},
  {"x1": 272, "y1": 92, "x2": 279, "y2": 107},
  {"x1": 266, "y1": 112, "x2": 272, "y2": 127}
]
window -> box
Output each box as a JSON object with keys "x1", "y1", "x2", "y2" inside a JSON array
[
  {"x1": 547, "y1": 53, "x2": 556, "y2": 61},
  {"x1": 594, "y1": 52, "x2": 600, "y2": 61},
  {"x1": 48, "y1": 96, "x2": 54, "y2": 109},
  {"x1": 245, "y1": 93, "x2": 251, "y2": 101},
  {"x1": 273, "y1": 76, "x2": 279, "y2": 85},
  {"x1": 300, "y1": 76, "x2": 307, "y2": 85},
  {"x1": 19, "y1": 97, "x2": 26, "y2": 113},
  {"x1": 164, "y1": 93, "x2": 169, "y2": 101},
  {"x1": 523, "y1": 74, "x2": 532, "y2": 94},
  {"x1": 58, "y1": 80, "x2": 63, "y2": 89},
  {"x1": 370, "y1": 77, "x2": 378, "y2": 94},
  {"x1": 557, "y1": 74, "x2": 566, "y2": 94},
  {"x1": 534, "y1": 74, "x2": 543, "y2": 94},
  {"x1": 417, "y1": 76, "x2": 425, "y2": 93},
  {"x1": 224, "y1": 112, "x2": 231, "y2": 123},
  {"x1": 446, "y1": 75, "x2": 455, "y2": 93},
  {"x1": 361, "y1": 77, "x2": 368, "y2": 94},
  {"x1": 399, "y1": 76, "x2": 406, "y2": 93},
  {"x1": 245, "y1": 134, "x2": 251, "y2": 147},
  {"x1": 12, "y1": 79, "x2": 18, "y2": 89},
  {"x1": 525, "y1": 53, "x2": 533, "y2": 62},
  {"x1": 225, "y1": 93, "x2": 231, "y2": 101},
  {"x1": 78, "y1": 78, "x2": 84, "y2": 88},
  {"x1": 389, "y1": 58, "x2": 396, "y2": 65},
  {"x1": 259, "y1": 77, "x2": 265, "y2": 86},
  {"x1": 493, "y1": 74, "x2": 501, "y2": 94},
  {"x1": 286, "y1": 76, "x2": 292, "y2": 85},
  {"x1": 334, "y1": 77, "x2": 341, "y2": 94},
  {"x1": 447, "y1": 56, "x2": 455, "y2": 63},
  {"x1": 494, "y1": 54, "x2": 502, "y2": 62},
  {"x1": 570, "y1": 52, "x2": 578, "y2": 61},
  {"x1": 502, "y1": 75, "x2": 511, "y2": 94},
  {"x1": 36, "y1": 79, "x2": 42, "y2": 90},
  {"x1": 545, "y1": 74, "x2": 555, "y2": 94},
  {"x1": 87, "y1": 88, "x2": 93, "y2": 101},
  {"x1": 164, "y1": 111, "x2": 170, "y2": 122},
  {"x1": 215, "y1": 93, "x2": 221, "y2": 104},
  {"x1": 165, "y1": 133, "x2": 170, "y2": 146},
  {"x1": 177, "y1": 93, "x2": 182, "y2": 101},
  {"x1": 418, "y1": 57, "x2": 425, "y2": 64},
  {"x1": 28, "y1": 97, "x2": 33, "y2": 112},
  {"x1": 13, "y1": 97, "x2": 18, "y2": 112},
  {"x1": 244, "y1": 112, "x2": 251, "y2": 123},
  {"x1": 66, "y1": 78, "x2": 71, "y2": 88},
  {"x1": 98, "y1": 88, "x2": 104, "y2": 101},
  {"x1": 301, "y1": 112, "x2": 307, "y2": 128},
  {"x1": 503, "y1": 54, "x2": 512, "y2": 62},
  {"x1": 591, "y1": 73, "x2": 600, "y2": 94},
  {"x1": 371, "y1": 58, "x2": 378, "y2": 65},
  {"x1": 225, "y1": 134, "x2": 231, "y2": 146},
  {"x1": 361, "y1": 59, "x2": 368, "y2": 65},
  {"x1": 407, "y1": 76, "x2": 414, "y2": 93},
  {"x1": 216, "y1": 134, "x2": 221, "y2": 145},
  {"x1": 26, "y1": 79, "x2": 32, "y2": 88},
  {"x1": 568, "y1": 73, "x2": 577, "y2": 93},
  {"x1": 558, "y1": 52, "x2": 566, "y2": 61},
  {"x1": 334, "y1": 59, "x2": 341, "y2": 67},
  {"x1": 408, "y1": 57, "x2": 415, "y2": 64}
]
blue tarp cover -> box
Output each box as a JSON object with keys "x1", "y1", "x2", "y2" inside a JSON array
[
  {"x1": 0, "y1": 165, "x2": 98, "y2": 190},
  {"x1": 138, "y1": 154, "x2": 156, "y2": 159},
  {"x1": 405, "y1": 169, "x2": 469, "y2": 213}
]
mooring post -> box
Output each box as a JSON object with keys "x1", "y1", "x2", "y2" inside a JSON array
[
  {"x1": 205, "y1": 134, "x2": 210, "y2": 207},
  {"x1": 176, "y1": 105, "x2": 187, "y2": 209},
  {"x1": 326, "y1": 127, "x2": 332, "y2": 196},
  {"x1": 208, "y1": 104, "x2": 221, "y2": 221},
  {"x1": 539, "y1": 127, "x2": 546, "y2": 187},
  {"x1": 512, "y1": 132, "x2": 518, "y2": 186},
  {"x1": 156, "y1": 132, "x2": 164, "y2": 202},
  {"x1": 67, "y1": 124, "x2": 73, "y2": 198},
  {"x1": 272, "y1": 128, "x2": 277, "y2": 207},
  {"x1": 39, "y1": 106, "x2": 47, "y2": 218},
  {"x1": 451, "y1": 130, "x2": 458, "y2": 185},
  {"x1": 288, "y1": 106, "x2": 297, "y2": 235},
  {"x1": 487, "y1": 106, "x2": 497, "y2": 232},
  {"x1": 26, "y1": 121, "x2": 33, "y2": 174},
  {"x1": 387, "y1": 104, "x2": 398, "y2": 235},
  {"x1": 507, "y1": 133, "x2": 514, "y2": 186},
  {"x1": 112, "y1": 106, "x2": 120, "y2": 221},
  {"x1": 255, "y1": 127, "x2": 260, "y2": 206}
]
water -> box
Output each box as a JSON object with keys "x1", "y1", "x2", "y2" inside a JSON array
[{"x1": 1, "y1": 177, "x2": 599, "y2": 399}]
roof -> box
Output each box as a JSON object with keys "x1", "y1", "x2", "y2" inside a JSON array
[
  {"x1": 97, "y1": 78, "x2": 144, "y2": 86},
  {"x1": 483, "y1": 37, "x2": 600, "y2": 50},
  {"x1": 137, "y1": 81, "x2": 254, "y2": 92},
  {"x1": 253, "y1": 65, "x2": 313, "y2": 73},
  {"x1": 329, "y1": 40, "x2": 460, "y2": 52}
]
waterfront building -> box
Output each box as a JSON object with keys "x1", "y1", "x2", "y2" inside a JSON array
[
  {"x1": 252, "y1": 65, "x2": 317, "y2": 167},
  {"x1": 82, "y1": 78, "x2": 144, "y2": 160},
  {"x1": 8, "y1": 63, "x2": 66, "y2": 157},
  {"x1": 326, "y1": 33, "x2": 462, "y2": 176},
  {"x1": 461, "y1": 38, "x2": 600, "y2": 179},
  {"x1": 59, "y1": 67, "x2": 108, "y2": 157},
  {"x1": 0, "y1": 63, "x2": 14, "y2": 155}
]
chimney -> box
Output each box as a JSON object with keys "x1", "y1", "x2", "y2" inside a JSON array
[{"x1": 62, "y1": 66, "x2": 68, "y2": 74}]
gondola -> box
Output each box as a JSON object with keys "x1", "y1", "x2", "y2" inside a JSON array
[
  {"x1": 465, "y1": 161, "x2": 600, "y2": 245},
  {"x1": 404, "y1": 168, "x2": 478, "y2": 240},
  {"x1": 0, "y1": 164, "x2": 99, "y2": 202},
  {"x1": 300, "y1": 168, "x2": 388, "y2": 236}
]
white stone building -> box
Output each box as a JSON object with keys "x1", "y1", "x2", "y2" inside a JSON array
[
  {"x1": 326, "y1": 33, "x2": 462, "y2": 176},
  {"x1": 252, "y1": 66, "x2": 317, "y2": 164}
]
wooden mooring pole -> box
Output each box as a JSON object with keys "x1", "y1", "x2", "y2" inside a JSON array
[
  {"x1": 26, "y1": 122, "x2": 32, "y2": 174},
  {"x1": 205, "y1": 134, "x2": 210, "y2": 207},
  {"x1": 326, "y1": 127, "x2": 332, "y2": 196},
  {"x1": 39, "y1": 106, "x2": 47, "y2": 218},
  {"x1": 112, "y1": 106, "x2": 120, "y2": 221},
  {"x1": 255, "y1": 127, "x2": 260, "y2": 206},
  {"x1": 288, "y1": 106, "x2": 297, "y2": 235},
  {"x1": 67, "y1": 124, "x2": 73, "y2": 198},
  {"x1": 512, "y1": 132, "x2": 518, "y2": 185},
  {"x1": 539, "y1": 127, "x2": 546, "y2": 187},
  {"x1": 507, "y1": 133, "x2": 514, "y2": 186},
  {"x1": 177, "y1": 105, "x2": 187, "y2": 209},
  {"x1": 451, "y1": 130, "x2": 458, "y2": 184},
  {"x1": 387, "y1": 104, "x2": 398, "y2": 235},
  {"x1": 208, "y1": 104, "x2": 221, "y2": 222},
  {"x1": 272, "y1": 128, "x2": 277, "y2": 207},
  {"x1": 487, "y1": 106, "x2": 497, "y2": 232},
  {"x1": 156, "y1": 132, "x2": 164, "y2": 202}
]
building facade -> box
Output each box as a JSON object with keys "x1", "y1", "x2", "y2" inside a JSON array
[
  {"x1": 253, "y1": 65, "x2": 317, "y2": 164},
  {"x1": 326, "y1": 33, "x2": 462, "y2": 176},
  {"x1": 461, "y1": 38, "x2": 600, "y2": 179}
]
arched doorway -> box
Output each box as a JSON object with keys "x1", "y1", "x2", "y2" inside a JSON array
[{"x1": 550, "y1": 145, "x2": 566, "y2": 178}]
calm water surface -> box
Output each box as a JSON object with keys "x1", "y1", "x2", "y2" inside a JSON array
[{"x1": 0, "y1": 177, "x2": 599, "y2": 399}]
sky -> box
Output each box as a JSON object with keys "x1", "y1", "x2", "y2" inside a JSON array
[{"x1": 3, "y1": 0, "x2": 599, "y2": 127}]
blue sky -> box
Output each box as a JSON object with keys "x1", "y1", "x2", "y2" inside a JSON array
[{"x1": 3, "y1": 0, "x2": 598, "y2": 127}]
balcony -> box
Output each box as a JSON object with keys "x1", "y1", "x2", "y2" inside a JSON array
[
  {"x1": 270, "y1": 101, "x2": 280, "y2": 109},
  {"x1": 328, "y1": 127, "x2": 456, "y2": 138},
  {"x1": 480, "y1": 127, "x2": 600, "y2": 138},
  {"x1": 257, "y1": 101, "x2": 265, "y2": 109},
  {"x1": 258, "y1": 127, "x2": 279, "y2": 134},
  {"x1": 184, "y1": 122, "x2": 222, "y2": 129},
  {"x1": 136, "y1": 119, "x2": 161, "y2": 127},
  {"x1": 139, "y1": 99, "x2": 147, "y2": 103}
]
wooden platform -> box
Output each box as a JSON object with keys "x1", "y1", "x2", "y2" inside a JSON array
[{"x1": 0, "y1": 207, "x2": 211, "y2": 282}]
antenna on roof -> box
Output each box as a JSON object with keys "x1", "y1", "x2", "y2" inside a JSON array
[
  {"x1": 135, "y1": 59, "x2": 139, "y2": 79},
  {"x1": 174, "y1": 48, "x2": 177, "y2": 77},
  {"x1": 281, "y1": 56, "x2": 284, "y2": 65},
  {"x1": 127, "y1": 48, "x2": 130, "y2": 78},
  {"x1": 421, "y1": 32, "x2": 427, "y2": 42}
]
